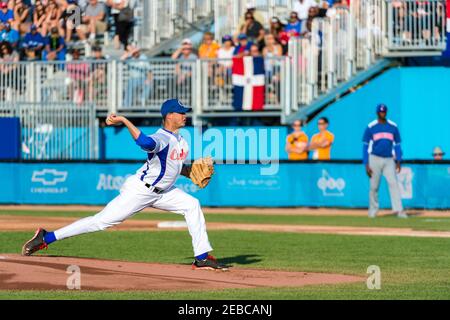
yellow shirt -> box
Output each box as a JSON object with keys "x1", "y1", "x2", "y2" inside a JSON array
[
  {"x1": 198, "y1": 42, "x2": 220, "y2": 59},
  {"x1": 311, "y1": 130, "x2": 334, "y2": 160},
  {"x1": 287, "y1": 132, "x2": 309, "y2": 160}
]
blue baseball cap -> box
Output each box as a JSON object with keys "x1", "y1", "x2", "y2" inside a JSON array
[
  {"x1": 237, "y1": 33, "x2": 248, "y2": 40},
  {"x1": 161, "y1": 99, "x2": 192, "y2": 116},
  {"x1": 376, "y1": 103, "x2": 388, "y2": 113},
  {"x1": 222, "y1": 35, "x2": 233, "y2": 43}
]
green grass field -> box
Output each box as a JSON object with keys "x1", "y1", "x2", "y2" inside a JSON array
[{"x1": 1, "y1": 209, "x2": 450, "y2": 300}]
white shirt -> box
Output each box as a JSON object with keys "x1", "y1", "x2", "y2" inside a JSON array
[
  {"x1": 217, "y1": 47, "x2": 235, "y2": 67},
  {"x1": 135, "y1": 128, "x2": 189, "y2": 190},
  {"x1": 292, "y1": 0, "x2": 316, "y2": 20}
]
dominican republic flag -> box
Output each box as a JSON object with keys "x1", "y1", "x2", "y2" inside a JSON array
[{"x1": 232, "y1": 56, "x2": 265, "y2": 111}]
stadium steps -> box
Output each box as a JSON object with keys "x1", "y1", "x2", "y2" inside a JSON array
[
  {"x1": 285, "y1": 59, "x2": 397, "y2": 124},
  {"x1": 145, "y1": 15, "x2": 215, "y2": 57}
]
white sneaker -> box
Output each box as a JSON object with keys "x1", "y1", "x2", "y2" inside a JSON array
[
  {"x1": 368, "y1": 212, "x2": 377, "y2": 219},
  {"x1": 397, "y1": 212, "x2": 408, "y2": 219}
]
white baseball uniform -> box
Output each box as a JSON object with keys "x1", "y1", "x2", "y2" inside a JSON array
[{"x1": 53, "y1": 128, "x2": 213, "y2": 257}]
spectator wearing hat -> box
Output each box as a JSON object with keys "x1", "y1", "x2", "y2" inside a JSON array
[
  {"x1": 269, "y1": 17, "x2": 285, "y2": 40},
  {"x1": 0, "y1": 22, "x2": 19, "y2": 48},
  {"x1": 21, "y1": 24, "x2": 45, "y2": 60},
  {"x1": 217, "y1": 35, "x2": 235, "y2": 66},
  {"x1": 0, "y1": 2, "x2": 13, "y2": 25},
  {"x1": 42, "y1": 26, "x2": 66, "y2": 61},
  {"x1": 172, "y1": 39, "x2": 197, "y2": 103},
  {"x1": 233, "y1": 33, "x2": 253, "y2": 58},
  {"x1": 432, "y1": 147, "x2": 445, "y2": 161},
  {"x1": 89, "y1": 44, "x2": 108, "y2": 103},
  {"x1": 198, "y1": 32, "x2": 220, "y2": 59},
  {"x1": 362, "y1": 104, "x2": 406, "y2": 219}
]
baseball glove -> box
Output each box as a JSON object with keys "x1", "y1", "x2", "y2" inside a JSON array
[{"x1": 189, "y1": 157, "x2": 214, "y2": 189}]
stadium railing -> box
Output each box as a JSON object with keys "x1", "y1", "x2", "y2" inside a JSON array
[{"x1": 0, "y1": 102, "x2": 98, "y2": 160}]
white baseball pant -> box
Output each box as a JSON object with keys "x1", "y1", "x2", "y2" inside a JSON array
[
  {"x1": 53, "y1": 175, "x2": 213, "y2": 256},
  {"x1": 368, "y1": 154, "x2": 404, "y2": 217}
]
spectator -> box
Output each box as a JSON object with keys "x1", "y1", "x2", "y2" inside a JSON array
[
  {"x1": 292, "y1": 0, "x2": 316, "y2": 21},
  {"x1": 107, "y1": 0, "x2": 134, "y2": 49},
  {"x1": 61, "y1": 0, "x2": 83, "y2": 43},
  {"x1": 263, "y1": 33, "x2": 282, "y2": 63},
  {"x1": 172, "y1": 39, "x2": 197, "y2": 104},
  {"x1": 286, "y1": 120, "x2": 309, "y2": 160},
  {"x1": 249, "y1": 43, "x2": 261, "y2": 57},
  {"x1": 89, "y1": 44, "x2": 108, "y2": 103},
  {"x1": 21, "y1": 24, "x2": 45, "y2": 60},
  {"x1": 432, "y1": 147, "x2": 445, "y2": 161},
  {"x1": 67, "y1": 48, "x2": 90, "y2": 104},
  {"x1": 237, "y1": 3, "x2": 265, "y2": 31},
  {"x1": 0, "y1": 2, "x2": 13, "y2": 25},
  {"x1": 76, "y1": 0, "x2": 107, "y2": 41},
  {"x1": 0, "y1": 22, "x2": 19, "y2": 49},
  {"x1": 240, "y1": 12, "x2": 264, "y2": 46},
  {"x1": 217, "y1": 35, "x2": 235, "y2": 65},
  {"x1": 215, "y1": 35, "x2": 234, "y2": 91},
  {"x1": 263, "y1": 33, "x2": 282, "y2": 104},
  {"x1": 198, "y1": 32, "x2": 220, "y2": 59},
  {"x1": 0, "y1": 41, "x2": 19, "y2": 62},
  {"x1": 122, "y1": 45, "x2": 152, "y2": 107},
  {"x1": 233, "y1": 33, "x2": 253, "y2": 57},
  {"x1": 42, "y1": 26, "x2": 66, "y2": 61},
  {"x1": 326, "y1": 0, "x2": 348, "y2": 18},
  {"x1": 42, "y1": 0, "x2": 62, "y2": 38},
  {"x1": 308, "y1": 117, "x2": 334, "y2": 160},
  {"x1": 13, "y1": 0, "x2": 32, "y2": 34},
  {"x1": 33, "y1": 0, "x2": 47, "y2": 34},
  {"x1": 284, "y1": 11, "x2": 302, "y2": 38},
  {"x1": 269, "y1": 17, "x2": 285, "y2": 40}
]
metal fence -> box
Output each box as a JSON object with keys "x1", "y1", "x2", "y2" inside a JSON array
[{"x1": 0, "y1": 103, "x2": 98, "y2": 160}]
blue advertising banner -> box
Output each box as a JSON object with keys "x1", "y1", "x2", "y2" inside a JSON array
[{"x1": 1, "y1": 162, "x2": 449, "y2": 209}]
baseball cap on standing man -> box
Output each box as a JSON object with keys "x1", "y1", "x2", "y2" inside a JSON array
[
  {"x1": 0, "y1": 2, "x2": 7, "y2": 9},
  {"x1": 376, "y1": 104, "x2": 388, "y2": 113},
  {"x1": 161, "y1": 99, "x2": 192, "y2": 116}
]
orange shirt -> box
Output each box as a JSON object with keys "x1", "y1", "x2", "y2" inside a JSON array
[
  {"x1": 311, "y1": 130, "x2": 334, "y2": 160},
  {"x1": 198, "y1": 42, "x2": 220, "y2": 59},
  {"x1": 287, "y1": 132, "x2": 309, "y2": 160}
]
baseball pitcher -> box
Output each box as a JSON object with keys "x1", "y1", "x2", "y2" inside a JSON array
[
  {"x1": 22, "y1": 99, "x2": 226, "y2": 270},
  {"x1": 363, "y1": 104, "x2": 407, "y2": 219}
]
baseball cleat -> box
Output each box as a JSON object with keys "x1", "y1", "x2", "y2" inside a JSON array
[
  {"x1": 22, "y1": 228, "x2": 48, "y2": 256},
  {"x1": 192, "y1": 255, "x2": 228, "y2": 271},
  {"x1": 397, "y1": 212, "x2": 408, "y2": 219}
]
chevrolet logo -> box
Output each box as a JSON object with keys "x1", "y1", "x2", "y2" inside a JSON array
[{"x1": 31, "y1": 169, "x2": 68, "y2": 186}]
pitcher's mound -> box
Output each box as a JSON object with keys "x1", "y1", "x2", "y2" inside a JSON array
[{"x1": 0, "y1": 254, "x2": 362, "y2": 291}]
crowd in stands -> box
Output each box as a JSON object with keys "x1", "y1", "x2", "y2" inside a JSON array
[{"x1": 0, "y1": 0, "x2": 136, "y2": 62}]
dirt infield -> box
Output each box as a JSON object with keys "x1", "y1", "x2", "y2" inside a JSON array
[
  {"x1": 1, "y1": 205, "x2": 449, "y2": 217},
  {"x1": 2, "y1": 215, "x2": 450, "y2": 238},
  {"x1": 0, "y1": 254, "x2": 363, "y2": 291}
]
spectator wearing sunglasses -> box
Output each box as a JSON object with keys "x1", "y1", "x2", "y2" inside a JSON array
[
  {"x1": 432, "y1": 147, "x2": 445, "y2": 161},
  {"x1": 286, "y1": 119, "x2": 309, "y2": 160},
  {"x1": 308, "y1": 117, "x2": 334, "y2": 160},
  {"x1": 239, "y1": 12, "x2": 265, "y2": 46}
]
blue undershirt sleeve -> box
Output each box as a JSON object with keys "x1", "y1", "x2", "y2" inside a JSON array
[{"x1": 135, "y1": 132, "x2": 156, "y2": 152}]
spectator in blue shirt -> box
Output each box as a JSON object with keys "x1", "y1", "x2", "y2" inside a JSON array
[
  {"x1": 233, "y1": 33, "x2": 253, "y2": 57},
  {"x1": 284, "y1": 11, "x2": 302, "y2": 37},
  {"x1": 21, "y1": 24, "x2": 45, "y2": 60},
  {"x1": 0, "y1": 22, "x2": 19, "y2": 48},
  {"x1": 362, "y1": 104, "x2": 407, "y2": 219},
  {"x1": 0, "y1": 2, "x2": 13, "y2": 24},
  {"x1": 42, "y1": 27, "x2": 66, "y2": 61}
]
